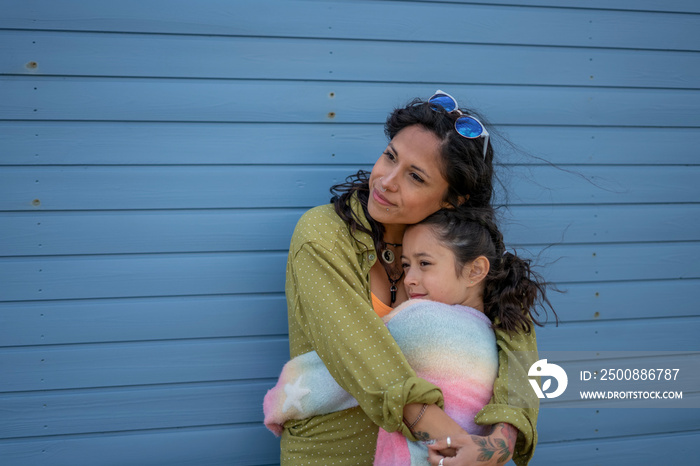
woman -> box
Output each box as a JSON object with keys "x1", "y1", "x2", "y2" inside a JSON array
[{"x1": 281, "y1": 92, "x2": 540, "y2": 465}]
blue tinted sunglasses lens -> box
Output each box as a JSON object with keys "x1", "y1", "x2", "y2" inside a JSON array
[
  {"x1": 455, "y1": 116, "x2": 484, "y2": 138},
  {"x1": 429, "y1": 93, "x2": 457, "y2": 112}
]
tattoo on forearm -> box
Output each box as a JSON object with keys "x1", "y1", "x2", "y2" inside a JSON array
[
  {"x1": 501, "y1": 423, "x2": 517, "y2": 451},
  {"x1": 413, "y1": 430, "x2": 431, "y2": 442},
  {"x1": 472, "y1": 425, "x2": 513, "y2": 464}
]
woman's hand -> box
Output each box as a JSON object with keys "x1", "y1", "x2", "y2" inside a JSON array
[{"x1": 427, "y1": 423, "x2": 517, "y2": 466}]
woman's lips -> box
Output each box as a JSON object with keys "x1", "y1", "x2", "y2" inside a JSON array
[
  {"x1": 372, "y1": 187, "x2": 394, "y2": 207},
  {"x1": 409, "y1": 293, "x2": 427, "y2": 299}
]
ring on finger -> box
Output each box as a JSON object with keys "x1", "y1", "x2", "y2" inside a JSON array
[
  {"x1": 446, "y1": 436, "x2": 451, "y2": 448},
  {"x1": 439, "y1": 459, "x2": 444, "y2": 466}
]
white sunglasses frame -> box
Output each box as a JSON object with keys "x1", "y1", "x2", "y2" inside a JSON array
[{"x1": 429, "y1": 89, "x2": 490, "y2": 159}]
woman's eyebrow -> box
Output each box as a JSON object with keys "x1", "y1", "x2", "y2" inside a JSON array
[{"x1": 410, "y1": 164, "x2": 431, "y2": 179}]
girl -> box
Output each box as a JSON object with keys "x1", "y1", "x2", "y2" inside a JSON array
[
  {"x1": 265, "y1": 207, "x2": 555, "y2": 465},
  {"x1": 405, "y1": 208, "x2": 555, "y2": 466}
]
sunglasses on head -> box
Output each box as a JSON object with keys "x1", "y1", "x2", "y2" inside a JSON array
[{"x1": 428, "y1": 90, "x2": 490, "y2": 159}]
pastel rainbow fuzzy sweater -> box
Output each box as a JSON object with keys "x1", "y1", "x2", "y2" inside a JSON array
[{"x1": 263, "y1": 299, "x2": 499, "y2": 465}]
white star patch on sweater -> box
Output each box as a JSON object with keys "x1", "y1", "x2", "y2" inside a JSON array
[{"x1": 282, "y1": 375, "x2": 311, "y2": 413}]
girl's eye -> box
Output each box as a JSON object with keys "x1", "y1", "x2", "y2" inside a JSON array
[
  {"x1": 419, "y1": 261, "x2": 431, "y2": 267},
  {"x1": 384, "y1": 151, "x2": 396, "y2": 161},
  {"x1": 401, "y1": 263, "x2": 410, "y2": 269}
]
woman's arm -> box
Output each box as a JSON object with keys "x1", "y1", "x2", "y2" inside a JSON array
[
  {"x1": 472, "y1": 324, "x2": 540, "y2": 465},
  {"x1": 287, "y1": 228, "x2": 443, "y2": 439},
  {"x1": 403, "y1": 403, "x2": 465, "y2": 456}
]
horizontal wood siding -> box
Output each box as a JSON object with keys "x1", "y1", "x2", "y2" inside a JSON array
[{"x1": 1, "y1": 1, "x2": 698, "y2": 464}]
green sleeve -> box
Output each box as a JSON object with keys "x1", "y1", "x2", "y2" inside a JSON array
[
  {"x1": 474, "y1": 325, "x2": 540, "y2": 466},
  {"x1": 288, "y1": 240, "x2": 443, "y2": 439}
]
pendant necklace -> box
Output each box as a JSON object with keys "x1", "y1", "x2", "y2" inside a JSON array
[
  {"x1": 387, "y1": 270, "x2": 404, "y2": 305},
  {"x1": 381, "y1": 241, "x2": 401, "y2": 264},
  {"x1": 380, "y1": 242, "x2": 403, "y2": 305}
]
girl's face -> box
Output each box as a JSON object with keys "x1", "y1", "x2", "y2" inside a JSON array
[
  {"x1": 367, "y1": 125, "x2": 449, "y2": 229},
  {"x1": 401, "y1": 224, "x2": 473, "y2": 306}
]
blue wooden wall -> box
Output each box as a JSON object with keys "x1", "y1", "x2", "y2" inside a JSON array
[{"x1": 1, "y1": 1, "x2": 699, "y2": 464}]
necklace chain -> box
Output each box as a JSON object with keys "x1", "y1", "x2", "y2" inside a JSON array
[{"x1": 379, "y1": 242, "x2": 403, "y2": 305}]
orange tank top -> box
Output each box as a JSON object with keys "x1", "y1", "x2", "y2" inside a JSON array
[{"x1": 371, "y1": 292, "x2": 394, "y2": 318}]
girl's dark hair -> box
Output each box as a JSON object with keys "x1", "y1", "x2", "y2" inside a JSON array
[
  {"x1": 331, "y1": 97, "x2": 496, "y2": 252},
  {"x1": 416, "y1": 208, "x2": 558, "y2": 334}
]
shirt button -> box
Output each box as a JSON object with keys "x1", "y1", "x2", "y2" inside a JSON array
[{"x1": 368, "y1": 254, "x2": 375, "y2": 261}]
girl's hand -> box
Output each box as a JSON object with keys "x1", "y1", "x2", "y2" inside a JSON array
[{"x1": 427, "y1": 423, "x2": 517, "y2": 466}]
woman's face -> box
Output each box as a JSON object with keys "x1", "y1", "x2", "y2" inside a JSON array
[{"x1": 367, "y1": 125, "x2": 449, "y2": 228}]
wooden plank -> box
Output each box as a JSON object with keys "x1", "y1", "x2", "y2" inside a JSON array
[
  {"x1": 1, "y1": 243, "x2": 698, "y2": 302},
  {"x1": 0, "y1": 209, "x2": 304, "y2": 256},
  {"x1": 0, "y1": 294, "x2": 289, "y2": 346},
  {"x1": 502, "y1": 165, "x2": 700, "y2": 206},
  {"x1": 1, "y1": 0, "x2": 699, "y2": 51},
  {"x1": 533, "y1": 430, "x2": 699, "y2": 465},
  {"x1": 0, "y1": 166, "x2": 355, "y2": 211},
  {"x1": 499, "y1": 204, "x2": 700, "y2": 246},
  {"x1": 534, "y1": 241, "x2": 700, "y2": 283},
  {"x1": 546, "y1": 279, "x2": 700, "y2": 322},
  {"x1": 0, "y1": 424, "x2": 281, "y2": 466},
  {"x1": 1, "y1": 279, "x2": 698, "y2": 347},
  {"x1": 498, "y1": 126, "x2": 700, "y2": 166},
  {"x1": 0, "y1": 252, "x2": 288, "y2": 301},
  {"x1": 419, "y1": 0, "x2": 700, "y2": 14},
  {"x1": 0, "y1": 337, "x2": 289, "y2": 392},
  {"x1": 0, "y1": 122, "x2": 383, "y2": 166},
  {"x1": 0, "y1": 380, "x2": 274, "y2": 439},
  {"x1": 536, "y1": 317, "x2": 700, "y2": 352},
  {"x1": 0, "y1": 121, "x2": 376, "y2": 166},
  {"x1": 2, "y1": 204, "x2": 698, "y2": 257},
  {"x1": 1, "y1": 166, "x2": 698, "y2": 211},
  {"x1": 4, "y1": 30, "x2": 700, "y2": 89},
  {"x1": 2, "y1": 122, "x2": 698, "y2": 166},
  {"x1": 3, "y1": 78, "x2": 700, "y2": 127},
  {"x1": 538, "y1": 404, "x2": 700, "y2": 443}
]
